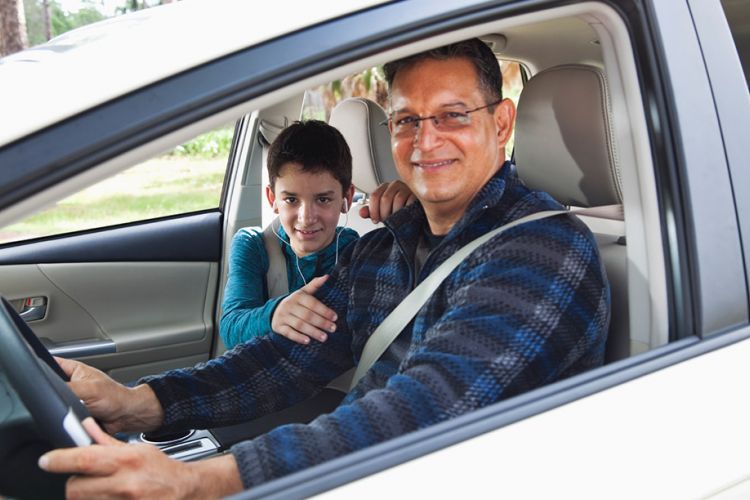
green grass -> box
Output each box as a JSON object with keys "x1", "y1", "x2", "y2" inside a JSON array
[
  {"x1": 165, "y1": 127, "x2": 234, "y2": 158},
  {"x1": 0, "y1": 157, "x2": 225, "y2": 244}
]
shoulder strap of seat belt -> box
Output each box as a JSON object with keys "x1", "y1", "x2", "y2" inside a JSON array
[
  {"x1": 348, "y1": 209, "x2": 573, "y2": 391},
  {"x1": 261, "y1": 220, "x2": 289, "y2": 297}
]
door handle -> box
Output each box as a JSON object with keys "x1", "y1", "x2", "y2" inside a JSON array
[{"x1": 19, "y1": 296, "x2": 47, "y2": 322}]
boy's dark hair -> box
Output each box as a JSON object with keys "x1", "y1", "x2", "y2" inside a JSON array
[
  {"x1": 383, "y1": 38, "x2": 503, "y2": 106},
  {"x1": 267, "y1": 120, "x2": 352, "y2": 194}
]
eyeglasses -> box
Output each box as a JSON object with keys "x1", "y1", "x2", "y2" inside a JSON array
[{"x1": 385, "y1": 99, "x2": 502, "y2": 138}]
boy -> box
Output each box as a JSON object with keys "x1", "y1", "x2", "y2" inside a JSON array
[{"x1": 221, "y1": 120, "x2": 412, "y2": 347}]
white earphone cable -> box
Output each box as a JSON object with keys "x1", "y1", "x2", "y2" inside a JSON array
[{"x1": 271, "y1": 196, "x2": 350, "y2": 285}]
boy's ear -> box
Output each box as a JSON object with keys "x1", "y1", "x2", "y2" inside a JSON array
[
  {"x1": 343, "y1": 184, "x2": 355, "y2": 213},
  {"x1": 265, "y1": 185, "x2": 278, "y2": 213}
]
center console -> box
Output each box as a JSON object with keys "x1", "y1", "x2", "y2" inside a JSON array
[{"x1": 129, "y1": 428, "x2": 220, "y2": 461}]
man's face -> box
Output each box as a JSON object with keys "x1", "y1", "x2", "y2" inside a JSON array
[{"x1": 389, "y1": 57, "x2": 514, "y2": 224}]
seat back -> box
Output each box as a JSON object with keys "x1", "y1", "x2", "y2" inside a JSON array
[
  {"x1": 329, "y1": 97, "x2": 399, "y2": 235},
  {"x1": 514, "y1": 64, "x2": 628, "y2": 362}
]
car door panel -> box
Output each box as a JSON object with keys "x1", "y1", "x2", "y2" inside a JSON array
[{"x1": 0, "y1": 212, "x2": 221, "y2": 381}]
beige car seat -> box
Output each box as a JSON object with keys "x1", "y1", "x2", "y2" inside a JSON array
[
  {"x1": 514, "y1": 64, "x2": 628, "y2": 362},
  {"x1": 329, "y1": 97, "x2": 399, "y2": 236}
]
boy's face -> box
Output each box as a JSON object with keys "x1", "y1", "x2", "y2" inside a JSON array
[{"x1": 266, "y1": 162, "x2": 353, "y2": 257}]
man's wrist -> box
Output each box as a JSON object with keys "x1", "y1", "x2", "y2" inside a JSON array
[
  {"x1": 183, "y1": 454, "x2": 244, "y2": 498},
  {"x1": 122, "y1": 383, "x2": 165, "y2": 432}
]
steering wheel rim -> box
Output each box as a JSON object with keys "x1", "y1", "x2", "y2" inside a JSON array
[{"x1": 0, "y1": 297, "x2": 92, "y2": 448}]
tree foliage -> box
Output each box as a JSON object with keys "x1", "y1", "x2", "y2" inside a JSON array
[{"x1": 23, "y1": 0, "x2": 103, "y2": 45}]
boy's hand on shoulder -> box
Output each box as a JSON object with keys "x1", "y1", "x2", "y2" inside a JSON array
[
  {"x1": 271, "y1": 275, "x2": 337, "y2": 344},
  {"x1": 360, "y1": 180, "x2": 416, "y2": 224}
]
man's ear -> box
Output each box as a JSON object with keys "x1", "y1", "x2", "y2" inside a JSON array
[
  {"x1": 494, "y1": 98, "x2": 516, "y2": 149},
  {"x1": 265, "y1": 185, "x2": 278, "y2": 213}
]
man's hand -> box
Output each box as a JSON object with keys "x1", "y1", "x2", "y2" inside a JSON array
[
  {"x1": 39, "y1": 418, "x2": 243, "y2": 499},
  {"x1": 57, "y1": 357, "x2": 164, "y2": 434},
  {"x1": 359, "y1": 180, "x2": 417, "y2": 224},
  {"x1": 271, "y1": 275, "x2": 337, "y2": 344}
]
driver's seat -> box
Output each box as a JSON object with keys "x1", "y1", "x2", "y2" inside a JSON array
[{"x1": 514, "y1": 64, "x2": 628, "y2": 362}]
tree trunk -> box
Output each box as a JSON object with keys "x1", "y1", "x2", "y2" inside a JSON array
[
  {"x1": 41, "y1": 0, "x2": 50, "y2": 41},
  {"x1": 0, "y1": 0, "x2": 27, "y2": 56}
]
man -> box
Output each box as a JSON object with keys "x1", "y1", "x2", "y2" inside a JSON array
[{"x1": 41, "y1": 39, "x2": 610, "y2": 498}]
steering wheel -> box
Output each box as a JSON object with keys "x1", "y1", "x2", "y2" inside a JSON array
[
  {"x1": 0, "y1": 297, "x2": 92, "y2": 448},
  {"x1": 0, "y1": 296, "x2": 93, "y2": 497}
]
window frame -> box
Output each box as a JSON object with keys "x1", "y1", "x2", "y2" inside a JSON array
[{"x1": 689, "y1": 0, "x2": 750, "y2": 311}]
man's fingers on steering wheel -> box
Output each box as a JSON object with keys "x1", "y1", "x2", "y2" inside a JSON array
[
  {"x1": 39, "y1": 423, "x2": 123, "y2": 476},
  {"x1": 54, "y1": 356, "x2": 79, "y2": 378},
  {"x1": 82, "y1": 418, "x2": 121, "y2": 446}
]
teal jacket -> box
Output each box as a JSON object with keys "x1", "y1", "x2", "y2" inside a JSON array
[{"x1": 220, "y1": 224, "x2": 359, "y2": 348}]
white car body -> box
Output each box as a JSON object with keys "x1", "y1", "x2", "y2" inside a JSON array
[{"x1": 1, "y1": 0, "x2": 749, "y2": 498}]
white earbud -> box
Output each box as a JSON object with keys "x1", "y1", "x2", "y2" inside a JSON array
[{"x1": 342, "y1": 198, "x2": 349, "y2": 213}]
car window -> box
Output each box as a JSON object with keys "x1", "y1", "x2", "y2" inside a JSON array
[
  {"x1": 0, "y1": 123, "x2": 232, "y2": 245},
  {"x1": 722, "y1": 0, "x2": 750, "y2": 88},
  {"x1": 302, "y1": 60, "x2": 525, "y2": 158}
]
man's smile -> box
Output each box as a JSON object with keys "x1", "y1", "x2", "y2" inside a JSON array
[{"x1": 411, "y1": 159, "x2": 457, "y2": 170}]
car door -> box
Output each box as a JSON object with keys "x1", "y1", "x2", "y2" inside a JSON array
[
  {"x1": 0, "y1": 118, "x2": 255, "y2": 382},
  {"x1": 3, "y1": 0, "x2": 750, "y2": 496}
]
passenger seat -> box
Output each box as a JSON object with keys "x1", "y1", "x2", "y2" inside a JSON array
[{"x1": 329, "y1": 97, "x2": 399, "y2": 236}]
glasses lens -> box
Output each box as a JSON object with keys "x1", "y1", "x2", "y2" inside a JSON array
[
  {"x1": 436, "y1": 111, "x2": 471, "y2": 129},
  {"x1": 392, "y1": 117, "x2": 417, "y2": 137}
]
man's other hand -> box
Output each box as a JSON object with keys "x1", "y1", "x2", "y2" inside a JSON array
[
  {"x1": 39, "y1": 418, "x2": 242, "y2": 499},
  {"x1": 56, "y1": 357, "x2": 164, "y2": 434}
]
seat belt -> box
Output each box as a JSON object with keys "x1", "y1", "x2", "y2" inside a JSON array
[
  {"x1": 261, "y1": 222, "x2": 289, "y2": 297},
  {"x1": 347, "y1": 208, "x2": 573, "y2": 391}
]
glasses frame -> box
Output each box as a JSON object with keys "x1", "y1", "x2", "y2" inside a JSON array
[{"x1": 383, "y1": 98, "x2": 503, "y2": 136}]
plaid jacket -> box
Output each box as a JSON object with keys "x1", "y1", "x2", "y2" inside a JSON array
[{"x1": 143, "y1": 162, "x2": 610, "y2": 488}]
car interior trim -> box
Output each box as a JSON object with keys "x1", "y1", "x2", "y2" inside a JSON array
[{"x1": 43, "y1": 338, "x2": 116, "y2": 358}]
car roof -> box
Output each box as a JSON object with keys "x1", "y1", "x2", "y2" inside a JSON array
[{"x1": 0, "y1": 0, "x2": 385, "y2": 148}]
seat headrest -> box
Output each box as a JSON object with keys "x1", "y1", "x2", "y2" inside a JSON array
[
  {"x1": 514, "y1": 64, "x2": 622, "y2": 207},
  {"x1": 329, "y1": 98, "x2": 399, "y2": 194}
]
